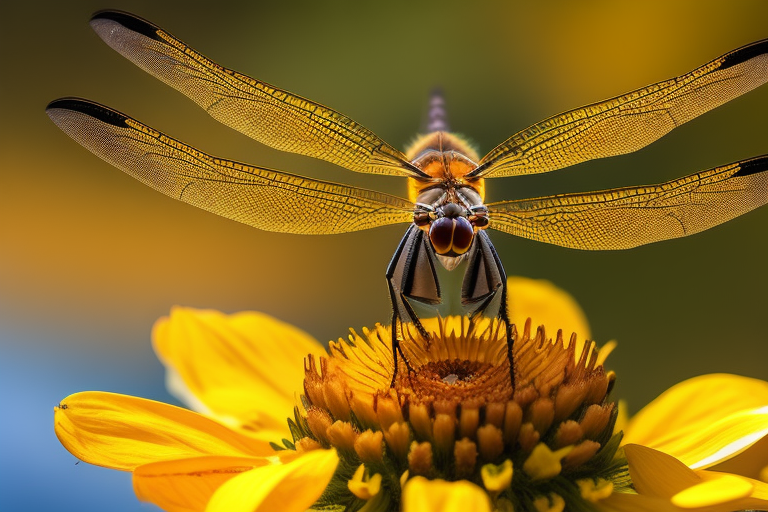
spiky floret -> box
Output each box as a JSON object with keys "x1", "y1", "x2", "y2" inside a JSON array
[{"x1": 291, "y1": 317, "x2": 628, "y2": 511}]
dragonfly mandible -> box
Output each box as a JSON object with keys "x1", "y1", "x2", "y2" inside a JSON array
[{"x1": 47, "y1": 11, "x2": 768, "y2": 385}]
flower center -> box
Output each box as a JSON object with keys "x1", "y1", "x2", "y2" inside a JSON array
[
  {"x1": 397, "y1": 359, "x2": 512, "y2": 404},
  {"x1": 288, "y1": 317, "x2": 629, "y2": 511}
]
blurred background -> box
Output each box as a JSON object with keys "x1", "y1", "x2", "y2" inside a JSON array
[{"x1": 1, "y1": 1, "x2": 766, "y2": 510}]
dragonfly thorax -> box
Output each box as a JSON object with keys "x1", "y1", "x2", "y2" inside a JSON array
[
  {"x1": 406, "y1": 132, "x2": 488, "y2": 266},
  {"x1": 405, "y1": 132, "x2": 485, "y2": 203}
]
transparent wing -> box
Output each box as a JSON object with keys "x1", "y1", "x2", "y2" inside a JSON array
[
  {"x1": 473, "y1": 40, "x2": 768, "y2": 178},
  {"x1": 47, "y1": 98, "x2": 414, "y2": 234},
  {"x1": 89, "y1": 11, "x2": 424, "y2": 178},
  {"x1": 486, "y1": 156, "x2": 768, "y2": 250}
]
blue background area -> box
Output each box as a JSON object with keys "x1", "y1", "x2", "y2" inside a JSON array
[{"x1": 0, "y1": 329, "x2": 165, "y2": 512}]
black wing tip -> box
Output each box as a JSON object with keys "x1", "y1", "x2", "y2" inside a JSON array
[
  {"x1": 732, "y1": 155, "x2": 768, "y2": 177},
  {"x1": 46, "y1": 98, "x2": 130, "y2": 128},
  {"x1": 718, "y1": 38, "x2": 768, "y2": 71},
  {"x1": 90, "y1": 10, "x2": 162, "y2": 41}
]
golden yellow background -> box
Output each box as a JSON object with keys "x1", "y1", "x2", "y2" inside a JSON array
[{"x1": 1, "y1": 1, "x2": 766, "y2": 510}]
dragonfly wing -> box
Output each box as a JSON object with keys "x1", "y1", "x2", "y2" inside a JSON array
[
  {"x1": 474, "y1": 40, "x2": 768, "y2": 178},
  {"x1": 486, "y1": 156, "x2": 768, "y2": 250},
  {"x1": 89, "y1": 11, "x2": 423, "y2": 178},
  {"x1": 47, "y1": 98, "x2": 414, "y2": 235}
]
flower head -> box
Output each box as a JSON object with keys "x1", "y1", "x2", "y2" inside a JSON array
[
  {"x1": 53, "y1": 278, "x2": 768, "y2": 511},
  {"x1": 300, "y1": 315, "x2": 623, "y2": 510}
]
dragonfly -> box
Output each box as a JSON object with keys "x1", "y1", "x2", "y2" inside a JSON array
[{"x1": 47, "y1": 10, "x2": 768, "y2": 384}]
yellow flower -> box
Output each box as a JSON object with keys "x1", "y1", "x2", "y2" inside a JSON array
[{"x1": 54, "y1": 278, "x2": 768, "y2": 511}]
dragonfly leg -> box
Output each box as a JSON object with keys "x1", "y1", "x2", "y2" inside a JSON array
[
  {"x1": 462, "y1": 231, "x2": 516, "y2": 385},
  {"x1": 486, "y1": 238, "x2": 516, "y2": 385},
  {"x1": 386, "y1": 225, "x2": 439, "y2": 387},
  {"x1": 498, "y1": 279, "x2": 516, "y2": 385},
  {"x1": 387, "y1": 288, "x2": 424, "y2": 386},
  {"x1": 389, "y1": 310, "x2": 417, "y2": 387},
  {"x1": 389, "y1": 311, "x2": 400, "y2": 387}
]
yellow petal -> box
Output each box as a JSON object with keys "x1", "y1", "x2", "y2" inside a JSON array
[
  {"x1": 133, "y1": 455, "x2": 295, "y2": 512},
  {"x1": 625, "y1": 444, "x2": 768, "y2": 511},
  {"x1": 624, "y1": 374, "x2": 768, "y2": 445},
  {"x1": 671, "y1": 473, "x2": 752, "y2": 508},
  {"x1": 54, "y1": 391, "x2": 273, "y2": 470},
  {"x1": 402, "y1": 477, "x2": 492, "y2": 512},
  {"x1": 165, "y1": 366, "x2": 213, "y2": 415},
  {"x1": 577, "y1": 477, "x2": 613, "y2": 502},
  {"x1": 533, "y1": 493, "x2": 565, "y2": 512},
  {"x1": 195, "y1": 387, "x2": 301, "y2": 442},
  {"x1": 613, "y1": 399, "x2": 629, "y2": 435},
  {"x1": 681, "y1": 407, "x2": 768, "y2": 469},
  {"x1": 623, "y1": 374, "x2": 768, "y2": 467},
  {"x1": 522, "y1": 443, "x2": 573, "y2": 481},
  {"x1": 348, "y1": 464, "x2": 382, "y2": 500},
  {"x1": 205, "y1": 448, "x2": 338, "y2": 512},
  {"x1": 507, "y1": 276, "x2": 591, "y2": 360},
  {"x1": 624, "y1": 444, "x2": 700, "y2": 497},
  {"x1": 599, "y1": 493, "x2": 681, "y2": 512},
  {"x1": 153, "y1": 307, "x2": 325, "y2": 440},
  {"x1": 711, "y1": 433, "x2": 768, "y2": 480},
  {"x1": 672, "y1": 472, "x2": 768, "y2": 511},
  {"x1": 481, "y1": 459, "x2": 513, "y2": 493}
]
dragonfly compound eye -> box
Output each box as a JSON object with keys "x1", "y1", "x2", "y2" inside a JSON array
[
  {"x1": 451, "y1": 216, "x2": 474, "y2": 254},
  {"x1": 429, "y1": 216, "x2": 474, "y2": 255}
]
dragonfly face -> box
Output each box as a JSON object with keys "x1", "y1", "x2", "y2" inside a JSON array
[{"x1": 47, "y1": 10, "x2": 768, "y2": 386}]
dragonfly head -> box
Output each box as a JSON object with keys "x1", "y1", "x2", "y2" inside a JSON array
[
  {"x1": 414, "y1": 203, "x2": 490, "y2": 257},
  {"x1": 420, "y1": 202, "x2": 471, "y2": 256}
]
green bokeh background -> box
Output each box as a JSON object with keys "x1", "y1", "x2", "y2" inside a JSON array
[{"x1": 1, "y1": 1, "x2": 766, "y2": 510}]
